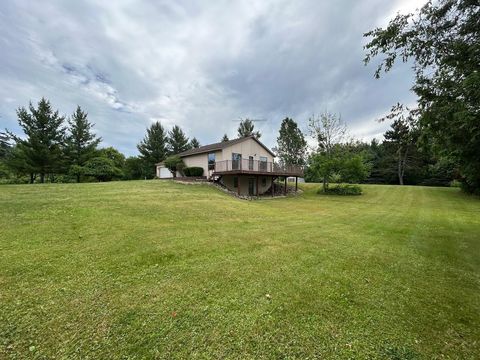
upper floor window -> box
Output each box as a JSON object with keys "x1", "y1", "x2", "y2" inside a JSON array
[{"x1": 208, "y1": 153, "x2": 215, "y2": 170}]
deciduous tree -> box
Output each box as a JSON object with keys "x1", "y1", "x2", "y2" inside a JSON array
[{"x1": 364, "y1": 0, "x2": 480, "y2": 193}]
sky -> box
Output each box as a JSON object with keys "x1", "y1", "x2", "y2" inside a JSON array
[{"x1": 0, "y1": 0, "x2": 425, "y2": 156}]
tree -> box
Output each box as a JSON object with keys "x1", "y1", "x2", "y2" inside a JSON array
[
  {"x1": 137, "y1": 121, "x2": 168, "y2": 178},
  {"x1": 81, "y1": 157, "x2": 123, "y2": 182},
  {"x1": 124, "y1": 156, "x2": 146, "y2": 180},
  {"x1": 65, "y1": 106, "x2": 101, "y2": 182},
  {"x1": 164, "y1": 155, "x2": 185, "y2": 178},
  {"x1": 307, "y1": 146, "x2": 370, "y2": 191},
  {"x1": 308, "y1": 112, "x2": 347, "y2": 190},
  {"x1": 98, "y1": 147, "x2": 125, "y2": 169},
  {"x1": 221, "y1": 134, "x2": 229, "y2": 142},
  {"x1": 364, "y1": 0, "x2": 480, "y2": 193},
  {"x1": 8, "y1": 98, "x2": 66, "y2": 183},
  {"x1": 190, "y1": 137, "x2": 200, "y2": 148},
  {"x1": 382, "y1": 104, "x2": 417, "y2": 185},
  {"x1": 0, "y1": 131, "x2": 10, "y2": 159},
  {"x1": 276, "y1": 117, "x2": 307, "y2": 166},
  {"x1": 168, "y1": 125, "x2": 190, "y2": 154},
  {"x1": 237, "y1": 119, "x2": 261, "y2": 138}
]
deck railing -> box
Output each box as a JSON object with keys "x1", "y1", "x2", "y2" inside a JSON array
[{"x1": 214, "y1": 159, "x2": 303, "y2": 176}]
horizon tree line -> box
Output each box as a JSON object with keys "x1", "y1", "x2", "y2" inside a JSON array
[{"x1": 0, "y1": 98, "x2": 459, "y2": 190}]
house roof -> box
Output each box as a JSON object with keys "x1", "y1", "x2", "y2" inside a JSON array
[{"x1": 176, "y1": 136, "x2": 276, "y2": 158}]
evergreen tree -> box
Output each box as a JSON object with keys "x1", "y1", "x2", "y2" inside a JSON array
[
  {"x1": 276, "y1": 117, "x2": 307, "y2": 166},
  {"x1": 137, "y1": 121, "x2": 168, "y2": 178},
  {"x1": 168, "y1": 125, "x2": 190, "y2": 154},
  {"x1": 66, "y1": 106, "x2": 101, "y2": 182},
  {"x1": 221, "y1": 134, "x2": 229, "y2": 142},
  {"x1": 10, "y1": 98, "x2": 66, "y2": 183},
  {"x1": 190, "y1": 137, "x2": 200, "y2": 148},
  {"x1": 237, "y1": 119, "x2": 261, "y2": 138}
]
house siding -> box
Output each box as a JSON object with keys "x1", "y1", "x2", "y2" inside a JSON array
[{"x1": 222, "y1": 138, "x2": 273, "y2": 163}]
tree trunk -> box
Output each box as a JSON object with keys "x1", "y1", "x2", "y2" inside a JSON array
[
  {"x1": 30, "y1": 173, "x2": 35, "y2": 184},
  {"x1": 76, "y1": 174, "x2": 80, "y2": 183},
  {"x1": 40, "y1": 173, "x2": 45, "y2": 183},
  {"x1": 323, "y1": 176, "x2": 328, "y2": 192}
]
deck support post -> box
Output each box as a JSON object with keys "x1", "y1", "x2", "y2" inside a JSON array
[
  {"x1": 271, "y1": 177, "x2": 274, "y2": 197},
  {"x1": 256, "y1": 176, "x2": 259, "y2": 196},
  {"x1": 238, "y1": 177, "x2": 240, "y2": 196},
  {"x1": 284, "y1": 176, "x2": 287, "y2": 195},
  {"x1": 295, "y1": 177, "x2": 298, "y2": 192}
]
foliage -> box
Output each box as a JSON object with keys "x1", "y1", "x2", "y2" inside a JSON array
[
  {"x1": 308, "y1": 147, "x2": 370, "y2": 191},
  {"x1": 276, "y1": 117, "x2": 307, "y2": 166},
  {"x1": 221, "y1": 134, "x2": 229, "y2": 142},
  {"x1": 163, "y1": 155, "x2": 185, "y2": 177},
  {"x1": 183, "y1": 166, "x2": 204, "y2": 177},
  {"x1": 168, "y1": 125, "x2": 190, "y2": 154},
  {"x1": 123, "y1": 156, "x2": 146, "y2": 180},
  {"x1": 189, "y1": 137, "x2": 200, "y2": 149},
  {"x1": 81, "y1": 156, "x2": 123, "y2": 182},
  {"x1": 98, "y1": 147, "x2": 125, "y2": 169},
  {"x1": 237, "y1": 119, "x2": 261, "y2": 138},
  {"x1": 7, "y1": 98, "x2": 66, "y2": 183},
  {"x1": 65, "y1": 106, "x2": 101, "y2": 182},
  {"x1": 308, "y1": 112, "x2": 346, "y2": 153},
  {"x1": 317, "y1": 183, "x2": 363, "y2": 196},
  {"x1": 364, "y1": 0, "x2": 480, "y2": 193},
  {"x1": 137, "y1": 121, "x2": 169, "y2": 178},
  {"x1": 382, "y1": 104, "x2": 418, "y2": 185}
]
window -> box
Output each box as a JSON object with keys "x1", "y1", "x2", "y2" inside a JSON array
[
  {"x1": 262, "y1": 177, "x2": 267, "y2": 186},
  {"x1": 259, "y1": 156, "x2": 268, "y2": 171},
  {"x1": 208, "y1": 153, "x2": 215, "y2": 170},
  {"x1": 233, "y1": 176, "x2": 238, "y2": 188}
]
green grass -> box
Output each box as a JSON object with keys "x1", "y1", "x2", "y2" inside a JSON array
[{"x1": 0, "y1": 181, "x2": 479, "y2": 359}]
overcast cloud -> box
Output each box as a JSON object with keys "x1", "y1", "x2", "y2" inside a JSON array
[{"x1": 0, "y1": 0, "x2": 424, "y2": 155}]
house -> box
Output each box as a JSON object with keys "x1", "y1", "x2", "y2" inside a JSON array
[{"x1": 156, "y1": 136, "x2": 303, "y2": 196}]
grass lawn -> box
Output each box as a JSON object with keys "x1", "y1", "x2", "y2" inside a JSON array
[{"x1": 1, "y1": 181, "x2": 479, "y2": 359}]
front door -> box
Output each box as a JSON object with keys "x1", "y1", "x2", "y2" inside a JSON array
[
  {"x1": 232, "y1": 153, "x2": 241, "y2": 170},
  {"x1": 248, "y1": 156, "x2": 254, "y2": 170},
  {"x1": 248, "y1": 178, "x2": 255, "y2": 196}
]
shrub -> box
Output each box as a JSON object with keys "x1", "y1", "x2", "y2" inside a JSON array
[
  {"x1": 318, "y1": 184, "x2": 362, "y2": 196},
  {"x1": 183, "y1": 167, "x2": 203, "y2": 177}
]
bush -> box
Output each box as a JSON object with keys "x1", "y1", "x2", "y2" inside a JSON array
[
  {"x1": 318, "y1": 184, "x2": 363, "y2": 196},
  {"x1": 183, "y1": 167, "x2": 204, "y2": 177}
]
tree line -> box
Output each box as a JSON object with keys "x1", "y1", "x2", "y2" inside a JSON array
[
  {"x1": 0, "y1": 98, "x2": 201, "y2": 183},
  {"x1": 0, "y1": 99, "x2": 462, "y2": 190}
]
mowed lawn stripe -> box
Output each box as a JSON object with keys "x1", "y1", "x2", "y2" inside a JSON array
[{"x1": 0, "y1": 181, "x2": 479, "y2": 359}]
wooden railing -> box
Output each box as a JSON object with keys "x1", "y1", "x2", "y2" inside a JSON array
[{"x1": 214, "y1": 159, "x2": 303, "y2": 176}]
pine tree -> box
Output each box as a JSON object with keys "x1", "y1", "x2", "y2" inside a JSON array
[
  {"x1": 168, "y1": 125, "x2": 190, "y2": 154},
  {"x1": 237, "y1": 119, "x2": 261, "y2": 138},
  {"x1": 11, "y1": 98, "x2": 66, "y2": 183},
  {"x1": 276, "y1": 117, "x2": 307, "y2": 166},
  {"x1": 137, "y1": 121, "x2": 168, "y2": 178},
  {"x1": 66, "y1": 106, "x2": 101, "y2": 182},
  {"x1": 190, "y1": 137, "x2": 200, "y2": 148},
  {"x1": 221, "y1": 134, "x2": 229, "y2": 142}
]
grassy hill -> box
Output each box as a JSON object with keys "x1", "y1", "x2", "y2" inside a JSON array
[{"x1": 1, "y1": 181, "x2": 479, "y2": 359}]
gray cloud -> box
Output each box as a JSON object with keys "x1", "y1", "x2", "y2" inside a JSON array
[{"x1": 0, "y1": 0, "x2": 423, "y2": 155}]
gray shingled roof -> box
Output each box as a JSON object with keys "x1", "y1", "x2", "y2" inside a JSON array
[{"x1": 177, "y1": 136, "x2": 276, "y2": 158}]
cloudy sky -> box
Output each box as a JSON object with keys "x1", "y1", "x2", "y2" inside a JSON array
[{"x1": 0, "y1": 0, "x2": 423, "y2": 155}]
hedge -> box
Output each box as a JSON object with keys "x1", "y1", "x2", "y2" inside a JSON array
[{"x1": 183, "y1": 167, "x2": 204, "y2": 177}]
